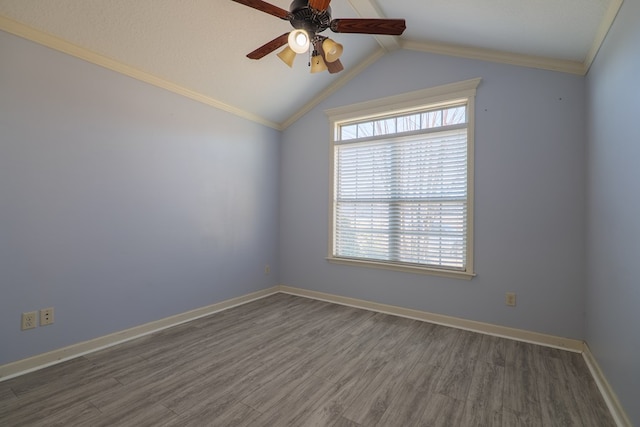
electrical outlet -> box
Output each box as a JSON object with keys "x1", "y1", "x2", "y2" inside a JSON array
[
  {"x1": 505, "y1": 292, "x2": 517, "y2": 307},
  {"x1": 21, "y1": 311, "x2": 37, "y2": 330},
  {"x1": 40, "y1": 307, "x2": 54, "y2": 326},
  {"x1": 264, "y1": 264, "x2": 270, "y2": 275}
]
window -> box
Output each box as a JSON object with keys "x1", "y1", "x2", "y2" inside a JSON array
[{"x1": 326, "y1": 79, "x2": 480, "y2": 279}]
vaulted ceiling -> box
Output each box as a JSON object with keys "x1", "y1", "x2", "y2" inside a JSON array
[{"x1": 0, "y1": 0, "x2": 622, "y2": 129}]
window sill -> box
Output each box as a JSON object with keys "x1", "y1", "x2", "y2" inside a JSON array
[{"x1": 326, "y1": 256, "x2": 476, "y2": 280}]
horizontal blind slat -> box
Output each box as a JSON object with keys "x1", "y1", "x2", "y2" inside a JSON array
[{"x1": 334, "y1": 112, "x2": 468, "y2": 270}]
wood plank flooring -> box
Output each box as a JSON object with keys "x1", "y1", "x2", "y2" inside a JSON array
[{"x1": 0, "y1": 293, "x2": 615, "y2": 426}]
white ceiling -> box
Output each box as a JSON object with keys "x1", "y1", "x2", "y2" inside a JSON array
[{"x1": 0, "y1": 0, "x2": 622, "y2": 129}]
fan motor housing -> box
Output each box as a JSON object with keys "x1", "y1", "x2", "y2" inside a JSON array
[{"x1": 289, "y1": 0, "x2": 331, "y2": 34}]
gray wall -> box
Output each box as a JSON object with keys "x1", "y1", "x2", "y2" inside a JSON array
[
  {"x1": 586, "y1": 0, "x2": 640, "y2": 423},
  {"x1": 2, "y1": 7, "x2": 638, "y2": 421},
  {"x1": 0, "y1": 31, "x2": 281, "y2": 365},
  {"x1": 280, "y1": 50, "x2": 587, "y2": 339}
]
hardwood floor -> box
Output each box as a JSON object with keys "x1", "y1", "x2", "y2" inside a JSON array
[{"x1": 0, "y1": 293, "x2": 615, "y2": 426}]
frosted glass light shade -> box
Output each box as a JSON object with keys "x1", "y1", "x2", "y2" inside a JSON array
[
  {"x1": 310, "y1": 54, "x2": 328, "y2": 73},
  {"x1": 322, "y1": 38, "x2": 343, "y2": 63},
  {"x1": 277, "y1": 46, "x2": 297, "y2": 67},
  {"x1": 288, "y1": 29, "x2": 310, "y2": 54}
]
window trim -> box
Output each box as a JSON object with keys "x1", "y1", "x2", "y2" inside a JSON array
[{"x1": 325, "y1": 78, "x2": 481, "y2": 280}]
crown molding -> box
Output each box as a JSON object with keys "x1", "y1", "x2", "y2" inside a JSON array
[
  {"x1": 2, "y1": 0, "x2": 624, "y2": 131},
  {"x1": 583, "y1": 0, "x2": 623, "y2": 73},
  {"x1": 346, "y1": 0, "x2": 401, "y2": 52},
  {"x1": 0, "y1": 15, "x2": 283, "y2": 131},
  {"x1": 401, "y1": 39, "x2": 587, "y2": 75}
]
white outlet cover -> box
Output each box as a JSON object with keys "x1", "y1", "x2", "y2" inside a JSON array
[
  {"x1": 40, "y1": 307, "x2": 55, "y2": 326},
  {"x1": 21, "y1": 311, "x2": 37, "y2": 330}
]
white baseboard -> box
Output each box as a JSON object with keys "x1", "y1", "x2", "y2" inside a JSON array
[
  {"x1": 0, "y1": 286, "x2": 280, "y2": 381},
  {"x1": 582, "y1": 343, "x2": 632, "y2": 427},
  {"x1": 280, "y1": 285, "x2": 634, "y2": 426},
  {"x1": 280, "y1": 285, "x2": 584, "y2": 353},
  {"x1": 1, "y1": 284, "x2": 630, "y2": 427},
  {"x1": 279, "y1": 285, "x2": 584, "y2": 352}
]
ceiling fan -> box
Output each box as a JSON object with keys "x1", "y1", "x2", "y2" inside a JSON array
[{"x1": 231, "y1": 0, "x2": 406, "y2": 74}]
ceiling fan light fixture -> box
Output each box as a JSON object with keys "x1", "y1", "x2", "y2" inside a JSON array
[
  {"x1": 276, "y1": 46, "x2": 297, "y2": 67},
  {"x1": 322, "y1": 38, "x2": 343, "y2": 63},
  {"x1": 288, "y1": 29, "x2": 310, "y2": 54},
  {"x1": 310, "y1": 52, "x2": 328, "y2": 73},
  {"x1": 234, "y1": 0, "x2": 406, "y2": 74}
]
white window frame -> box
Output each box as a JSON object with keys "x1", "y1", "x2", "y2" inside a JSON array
[{"x1": 326, "y1": 78, "x2": 480, "y2": 280}]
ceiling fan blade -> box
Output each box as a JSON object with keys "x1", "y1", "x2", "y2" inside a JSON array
[
  {"x1": 309, "y1": 0, "x2": 331, "y2": 12},
  {"x1": 316, "y1": 38, "x2": 343, "y2": 74},
  {"x1": 231, "y1": 0, "x2": 290, "y2": 20},
  {"x1": 247, "y1": 33, "x2": 290, "y2": 59},
  {"x1": 326, "y1": 58, "x2": 344, "y2": 74},
  {"x1": 330, "y1": 18, "x2": 406, "y2": 36}
]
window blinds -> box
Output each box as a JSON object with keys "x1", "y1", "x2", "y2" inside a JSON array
[{"x1": 334, "y1": 127, "x2": 468, "y2": 270}]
